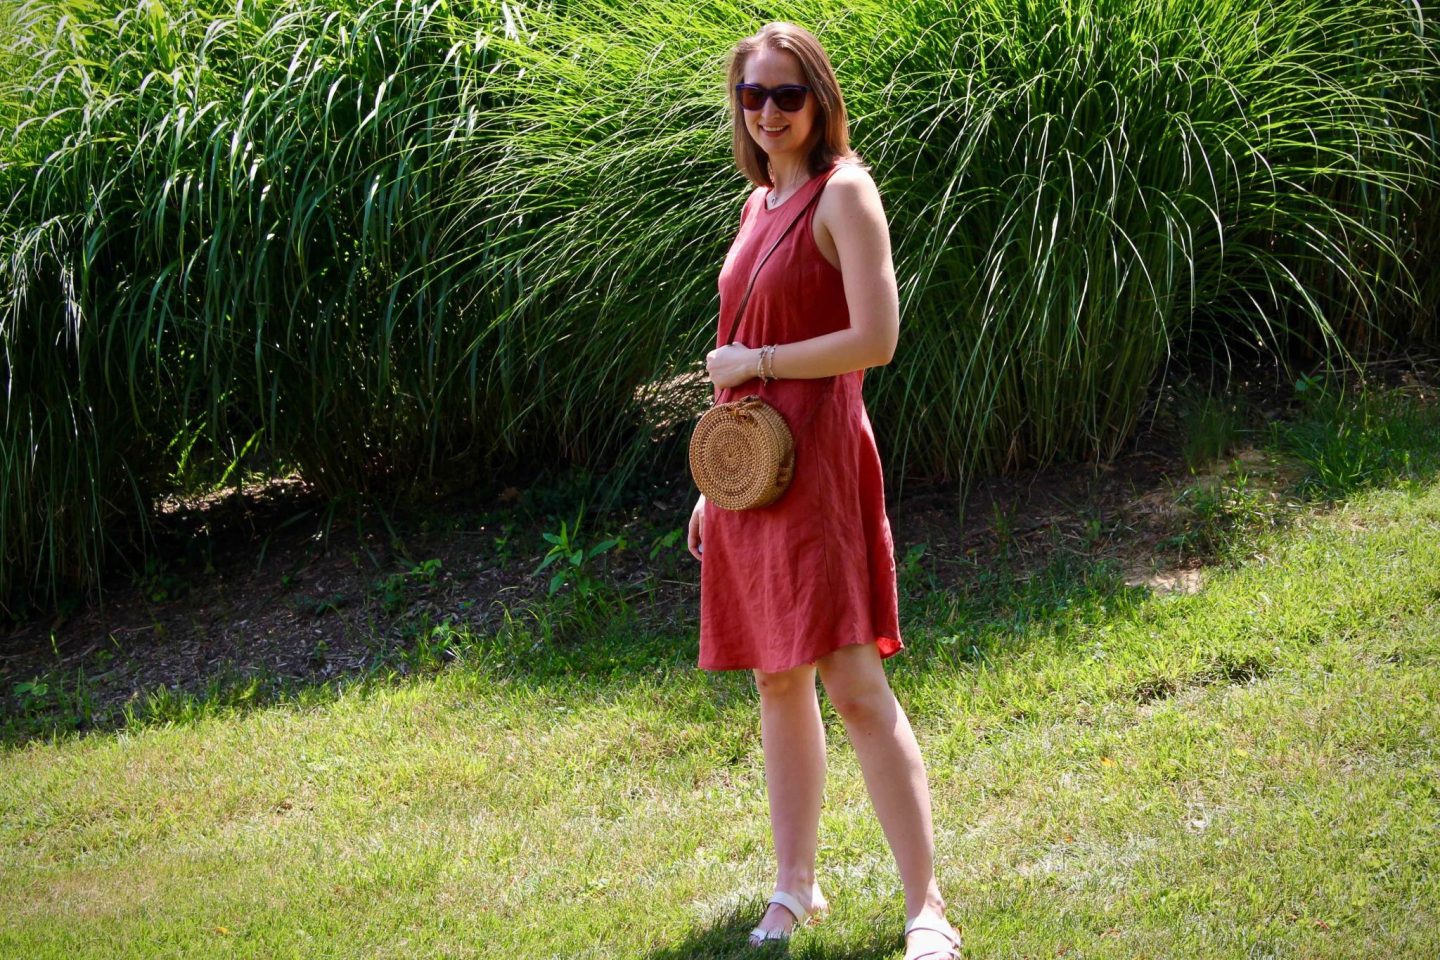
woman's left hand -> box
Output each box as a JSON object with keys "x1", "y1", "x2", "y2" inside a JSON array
[{"x1": 705, "y1": 340, "x2": 759, "y2": 390}]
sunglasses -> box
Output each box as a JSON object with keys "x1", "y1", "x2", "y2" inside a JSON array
[{"x1": 735, "y1": 83, "x2": 811, "y2": 112}]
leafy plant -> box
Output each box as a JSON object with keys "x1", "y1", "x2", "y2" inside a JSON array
[
  {"x1": 491, "y1": 523, "x2": 518, "y2": 566},
  {"x1": 648, "y1": 527, "x2": 684, "y2": 562},
  {"x1": 393, "y1": 614, "x2": 468, "y2": 672},
  {"x1": 12, "y1": 677, "x2": 51, "y2": 714},
  {"x1": 899, "y1": 542, "x2": 936, "y2": 597},
  {"x1": 7, "y1": 667, "x2": 96, "y2": 735},
  {"x1": 373, "y1": 558, "x2": 443, "y2": 615},
  {"x1": 1275, "y1": 380, "x2": 1440, "y2": 498},
  {"x1": 134, "y1": 557, "x2": 189, "y2": 604},
  {"x1": 534, "y1": 508, "x2": 622, "y2": 598}
]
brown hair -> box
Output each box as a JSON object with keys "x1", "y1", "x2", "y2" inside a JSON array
[{"x1": 726, "y1": 22, "x2": 859, "y2": 187}]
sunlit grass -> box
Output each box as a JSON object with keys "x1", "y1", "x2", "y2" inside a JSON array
[{"x1": 3, "y1": 466, "x2": 1439, "y2": 957}]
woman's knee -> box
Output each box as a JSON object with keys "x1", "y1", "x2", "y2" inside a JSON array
[
  {"x1": 753, "y1": 665, "x2": 814, "y2": 701},
  {"x1": 826, "y1": 683, "x2": 897, "y2": 728},
  {"x1": 818, "y1": 646, "x2": 897, "y2": 727}
]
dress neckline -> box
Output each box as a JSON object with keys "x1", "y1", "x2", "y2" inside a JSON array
[
  {"x1": 759, "y1": 163, "x2": 841, "y2": 215},
  {"x1": 762, "y1": 175, "x2": 814, "y2": 214}
]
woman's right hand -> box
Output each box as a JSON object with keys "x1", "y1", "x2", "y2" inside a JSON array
[{"x1": 687, "y1": 495, "x2": 706, "y2": 561}]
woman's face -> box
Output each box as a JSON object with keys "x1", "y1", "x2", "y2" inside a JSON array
[{"x1": 739, "y1": 46, "x2": 818, "y2": 163}]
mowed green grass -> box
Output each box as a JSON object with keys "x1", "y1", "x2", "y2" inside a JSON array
[{"x1": 3, "y1": 480, "x2": 1440, "y2": 957}]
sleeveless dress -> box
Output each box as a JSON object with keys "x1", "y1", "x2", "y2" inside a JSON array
[{"x1": 698, "y1": 162, "x2": 904, "y2": 673}]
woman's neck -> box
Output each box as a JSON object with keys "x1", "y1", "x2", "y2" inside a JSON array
[{"x1": 768, "y1": 155, "x2": 811, "y2": 196}]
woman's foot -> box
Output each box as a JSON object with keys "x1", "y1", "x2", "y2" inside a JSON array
[
  {"x1": 904, "y1": 911, "x2": 962, "y2": 960},
  {"x1": 747, "y1": 884, "x2": 828, "y2": 946}
]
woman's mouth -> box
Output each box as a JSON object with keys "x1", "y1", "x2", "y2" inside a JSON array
[{"x1": 759, "y1": 124, "x2": 788, "y2": 137}]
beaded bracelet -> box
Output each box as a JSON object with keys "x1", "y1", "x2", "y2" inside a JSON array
[{"x1": 756, "y1": 344, "x2": 777, "y2": 384}]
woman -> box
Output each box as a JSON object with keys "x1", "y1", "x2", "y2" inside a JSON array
[{"x1": 685, "y1": 21, "x2": 962, "y2": 960}]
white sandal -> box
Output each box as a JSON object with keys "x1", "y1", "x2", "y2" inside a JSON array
[
  {"x1": 747, "y1": 886, "x2": 829, "y2": 946},
  {"x1": 904, "y1": 913, "x2": 963, "y2": 960}
]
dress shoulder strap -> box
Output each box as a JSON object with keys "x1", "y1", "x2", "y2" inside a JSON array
[{"x1": 740, "y1": 186, "x2": 765, "y2": 225}]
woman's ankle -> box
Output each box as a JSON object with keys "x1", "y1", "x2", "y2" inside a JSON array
[
  {"x1": 903, "y1": 886, "x2": 947, "y2": 922},
  {"x1": 775, "y1": 867, "x2": 819, "y2": 896}
]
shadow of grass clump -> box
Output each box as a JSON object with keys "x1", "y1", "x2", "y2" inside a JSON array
[
  {"x1": 902, "y1": 553, "x2": 1149, "y2": 671},
  {"x1": 646, "y1": 898, "x2": 899, "y2": 960},
  {"x1": 1275, "y1": 377, "x2": 1440, "y2": 499},
  {"x1": 11, "y1": 372, "x2": 1440, "y2": 750}
]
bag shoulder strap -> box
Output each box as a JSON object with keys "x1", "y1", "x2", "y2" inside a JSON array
[{"x1": 722, "y1": 169, "x2": 835, "y2": 346}]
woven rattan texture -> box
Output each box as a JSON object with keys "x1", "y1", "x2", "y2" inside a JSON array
[{"x1": 689, "y1": 395, "x2": 795, "y2": 510}]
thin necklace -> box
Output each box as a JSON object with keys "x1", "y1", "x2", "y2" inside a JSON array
[{"x1": 766, "y1": 174, "x2": 810, "y2": 209}]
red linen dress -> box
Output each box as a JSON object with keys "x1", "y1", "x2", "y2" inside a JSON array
[{"x1": 698, "y1": 162, "x2": 904, "y2": 673}]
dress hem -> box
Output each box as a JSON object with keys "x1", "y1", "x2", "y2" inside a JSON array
[{"x1": 698, "y1": 634, "x2": 904, "y2": 673}]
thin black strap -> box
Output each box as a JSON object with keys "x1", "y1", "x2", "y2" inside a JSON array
[{"x1": 723, "y1": 175, "x2": 830, "y2": 346}]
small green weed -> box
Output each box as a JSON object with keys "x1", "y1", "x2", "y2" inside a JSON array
[
  {"x1": 12, "y1": 677, "x2": 51, "y2": 714},
  {"x1": 648, "y1": 527, "x2": 684, "y2": 562},
  {"x1": 1167, "y1": 461, "x2": 1288, "y2": 560},
  {"x1": 491, "y1": 522, "x2": 518, "y2": 565},
  {"x1": 372, "y1": 558, "x2": 444, "y2": 614},
  {"x1": 535, "y1": 508, "x2": 623, "y2": 598},
  {"x1": 294, "y1": 592, "x2": 350, "y2": 616},
  {"x1": 393, "y1": 615, "x2": 471, "y2": 672},
  {"x1": 991, "y1": 500, "x2": 1019, "y2": 560},
  {"x1": 4, "y1": 667, "x2": 96, "y2": 739},
  {"x1": 1275, "y1": 379, "x2": 1440, "y2": 498},
  {"x1": 899, "y1": 542, "x2": 937, "y2": 598}
]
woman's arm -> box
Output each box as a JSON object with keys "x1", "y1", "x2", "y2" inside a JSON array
[{"x1": 706, "y1": 166, "x2": 899, "y2": 389}]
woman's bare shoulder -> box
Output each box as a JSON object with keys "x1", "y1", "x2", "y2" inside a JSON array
[
  {"x1": 821, "y1": 160, "x2": 884, "y2": 216},
  {"x1": 828, "y1": 159, "x2": 876, "y2": 188}
]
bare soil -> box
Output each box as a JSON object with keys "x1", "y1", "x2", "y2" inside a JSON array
[{"x1": 0, "y1": 381, "x2": 1308, "y2": 736}]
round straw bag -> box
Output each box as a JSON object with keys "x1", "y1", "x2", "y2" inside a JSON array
[
  {"x1": 689, "y1": 183, "x2": 825, "y2": 512},
  {"x1": 689, "y1": 395, "x2": 794, "y2": 510}
]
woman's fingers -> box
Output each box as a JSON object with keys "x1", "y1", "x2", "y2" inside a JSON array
[
  {"x1": 687, "y1": 502, "x2": 704, "y2": 561},
  {"x1": 705, "y1": 342, "x2": 753, "y2": 389}
]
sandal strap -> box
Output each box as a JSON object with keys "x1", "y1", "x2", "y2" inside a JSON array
[
  {"x1": 766, "y1": 889, "x2": 809, "y2": 925},
  {"x1": 748, "y1": 925, "x2": 788, "y2": 943},
  {"x1": 904, "y1": 917, "x2": 959, "y2": 940},
  {"x1": 904, "y1": 915, "x2": 962, "y2": 957},
  {"x1": 748, "y1": 888, "x2": 827, "y2": 946}
]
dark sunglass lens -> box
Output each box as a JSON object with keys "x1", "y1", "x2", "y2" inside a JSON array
[
  {"x1": 737, "y1": 86, "x2": 764, "y2": 110},
  {"x1": 774, "y1": 87, "x2": 807, "y2": 111}
]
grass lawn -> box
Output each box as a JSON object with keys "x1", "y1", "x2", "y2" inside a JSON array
[{"x1": 3, "y1": 382, "x2": 1440, "y2": 958}]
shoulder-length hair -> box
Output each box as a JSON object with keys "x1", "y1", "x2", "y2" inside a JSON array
[{"x1": 726, "y1": 22, "x2": 859, "y2": 187}]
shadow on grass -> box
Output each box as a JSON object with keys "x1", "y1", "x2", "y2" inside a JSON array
[
  {"x1": 7, "y1": 373, "x2": 1440, "y2": 749},
  {"x1": 0, "y1": 544, "x2": 1146, "y2": 750},
  {"x1": 1272, "y1": 379, "x2": 1440, "y2": 500},
  {"x1": 646, "y1": 900, "x2": 897, "y2": 960}
]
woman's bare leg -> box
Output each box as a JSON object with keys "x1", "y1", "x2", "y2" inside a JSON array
[
  {"x1": 751, "y1": 662, "x2": 828, "y2": 938},
  {"x1": 817, "y1": 643, "x2": 949, "y2": 932}
]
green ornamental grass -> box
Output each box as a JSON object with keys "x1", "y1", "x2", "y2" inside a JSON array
[{"x1": 1, "y1": 0, "x2": 1437, "y2": 613}]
